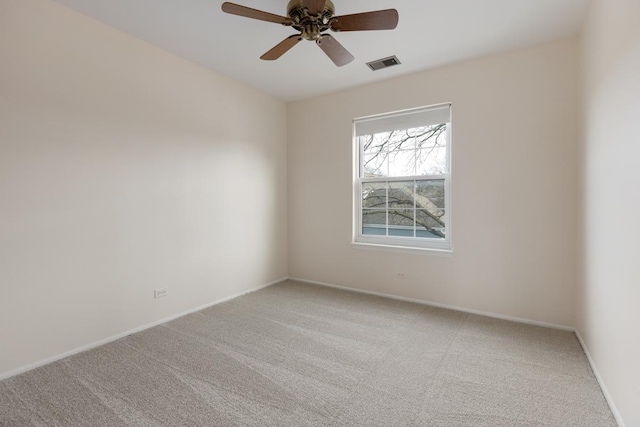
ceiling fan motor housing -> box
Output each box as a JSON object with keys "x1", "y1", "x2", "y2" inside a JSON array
[
  {"x1": 287, "y1": 0, "x2": 335, "y2": 40},
  {"x1": 287, "y1": 0, "x2": 335, "y2": 17}
]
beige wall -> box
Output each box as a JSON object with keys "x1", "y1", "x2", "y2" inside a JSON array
[
  {"x1": 288, "y1": 38, "x2": 579, "y2": 327},
  {"x1": 0, "y1": 0, "x2": 288, "y2": 377},
  {"x1": 578, "y1": 0, "x2": 640, "y2": 425}
]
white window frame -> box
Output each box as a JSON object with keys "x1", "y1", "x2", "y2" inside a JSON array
[{"x1": 352, "y1": 103, "x2": 452, "y2": 254}]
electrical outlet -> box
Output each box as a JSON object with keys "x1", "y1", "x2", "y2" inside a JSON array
[
  {"x1": 396, "y1": 272, "x2": 405, "y2": 279},
  {"x1": 154, "y1": 288, "x2": 168, "y2": 299}
]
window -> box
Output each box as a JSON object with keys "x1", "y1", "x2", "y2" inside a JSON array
[{"x1": 353, "y1": 104, "x2": 452, "y2": 252}]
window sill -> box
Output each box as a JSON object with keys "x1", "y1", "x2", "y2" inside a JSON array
[{"x1": 351, "y1": 242, "x2": 453, "y2": 257}]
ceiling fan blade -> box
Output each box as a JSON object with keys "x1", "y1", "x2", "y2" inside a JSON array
[
  {"x1": 304, "y1": 0, "x2": 327, "y2": 16},
  {"x1": 221, "y1": 2, "x2": 291, "y2": 25},
  {"x1": 261, "y1": 35, "x2": 302, "y2": 60},
  {"x1": 316, "y1": 34, "x2": 354, "y2": 67},
  {"x1": 330, "y1": 9, "x2": 399, "y2": 32}
]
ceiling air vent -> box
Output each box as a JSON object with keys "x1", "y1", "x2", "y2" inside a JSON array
[{"x1": 366, "y1": 55, "x2": 401, "y2": 71}]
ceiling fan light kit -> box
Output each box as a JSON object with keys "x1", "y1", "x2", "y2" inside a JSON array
[{"x1": 221, "y1": 0, "x2": 399, "y2": 67}]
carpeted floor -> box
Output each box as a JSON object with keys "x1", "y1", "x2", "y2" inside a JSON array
[{"x1": 0, "y1": 280, "x2": 616, "y2": 426}]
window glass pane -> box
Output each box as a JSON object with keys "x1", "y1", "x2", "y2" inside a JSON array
[
  {"x1": 416, "y1": 180, "x2": 446, "y2": 238},
  {"x1": 416, "y1": 209, "x2": 446, "y2": 238},
  {"x1": 362, "y1": 133, "x2": 391, "y2": 156},
  {"x1": 362, "y1": 210, "x2": 386, "y2": 235},
  {"x1": 416, "y1": 146, "x2": 447, "y2": 175},
  {"x1": 414, "y1": 124, "x2": 447, "y2": 149},
  {"x1": 388, "y1": 149, "x2": 416, "y2": 177},
  {"x1": 387, "y1": 130, "x2": 416, "y2": 150},
  {"x1": 388, "y1": 181, "x2": 414, "y2": 209},
  {"x1": 399, "y1": 129, "x2": 418, "y2": 149},
  {"x1": 416, "y1": 180, "x2": 445, "y2": 209},
  {"x1": 362, "y1": 182, "x2": 387, "y2": 209},
  {"x1": 389, "y1": 210, "x2": 414, "y2": 237},
  {"x1": 363, "y1": 152, "x2": 388, "y2": 178}
]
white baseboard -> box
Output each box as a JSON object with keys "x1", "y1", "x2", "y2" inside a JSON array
[
  {"x1": 289, "y1": 277, "x2": 574, "y2": 331},
  {"x1": 0, "y1": 277, "x2": 286, "y2": 381},
  {"x1": 574, "y1": 330, "x2": 625, "y2": 427}
]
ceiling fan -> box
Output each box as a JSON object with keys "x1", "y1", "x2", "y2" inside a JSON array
[{"x1": 221, "y1": 0, "x2": 399, "y2": 67}]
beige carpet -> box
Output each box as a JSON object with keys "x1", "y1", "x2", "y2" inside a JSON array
[{"x1": 0, "y1": 280, "x2": 616, "y2": 426}]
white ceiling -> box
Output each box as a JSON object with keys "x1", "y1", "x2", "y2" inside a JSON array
[{"x1": 52, "y1": 0, "x2": 591, "y2": 102}]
